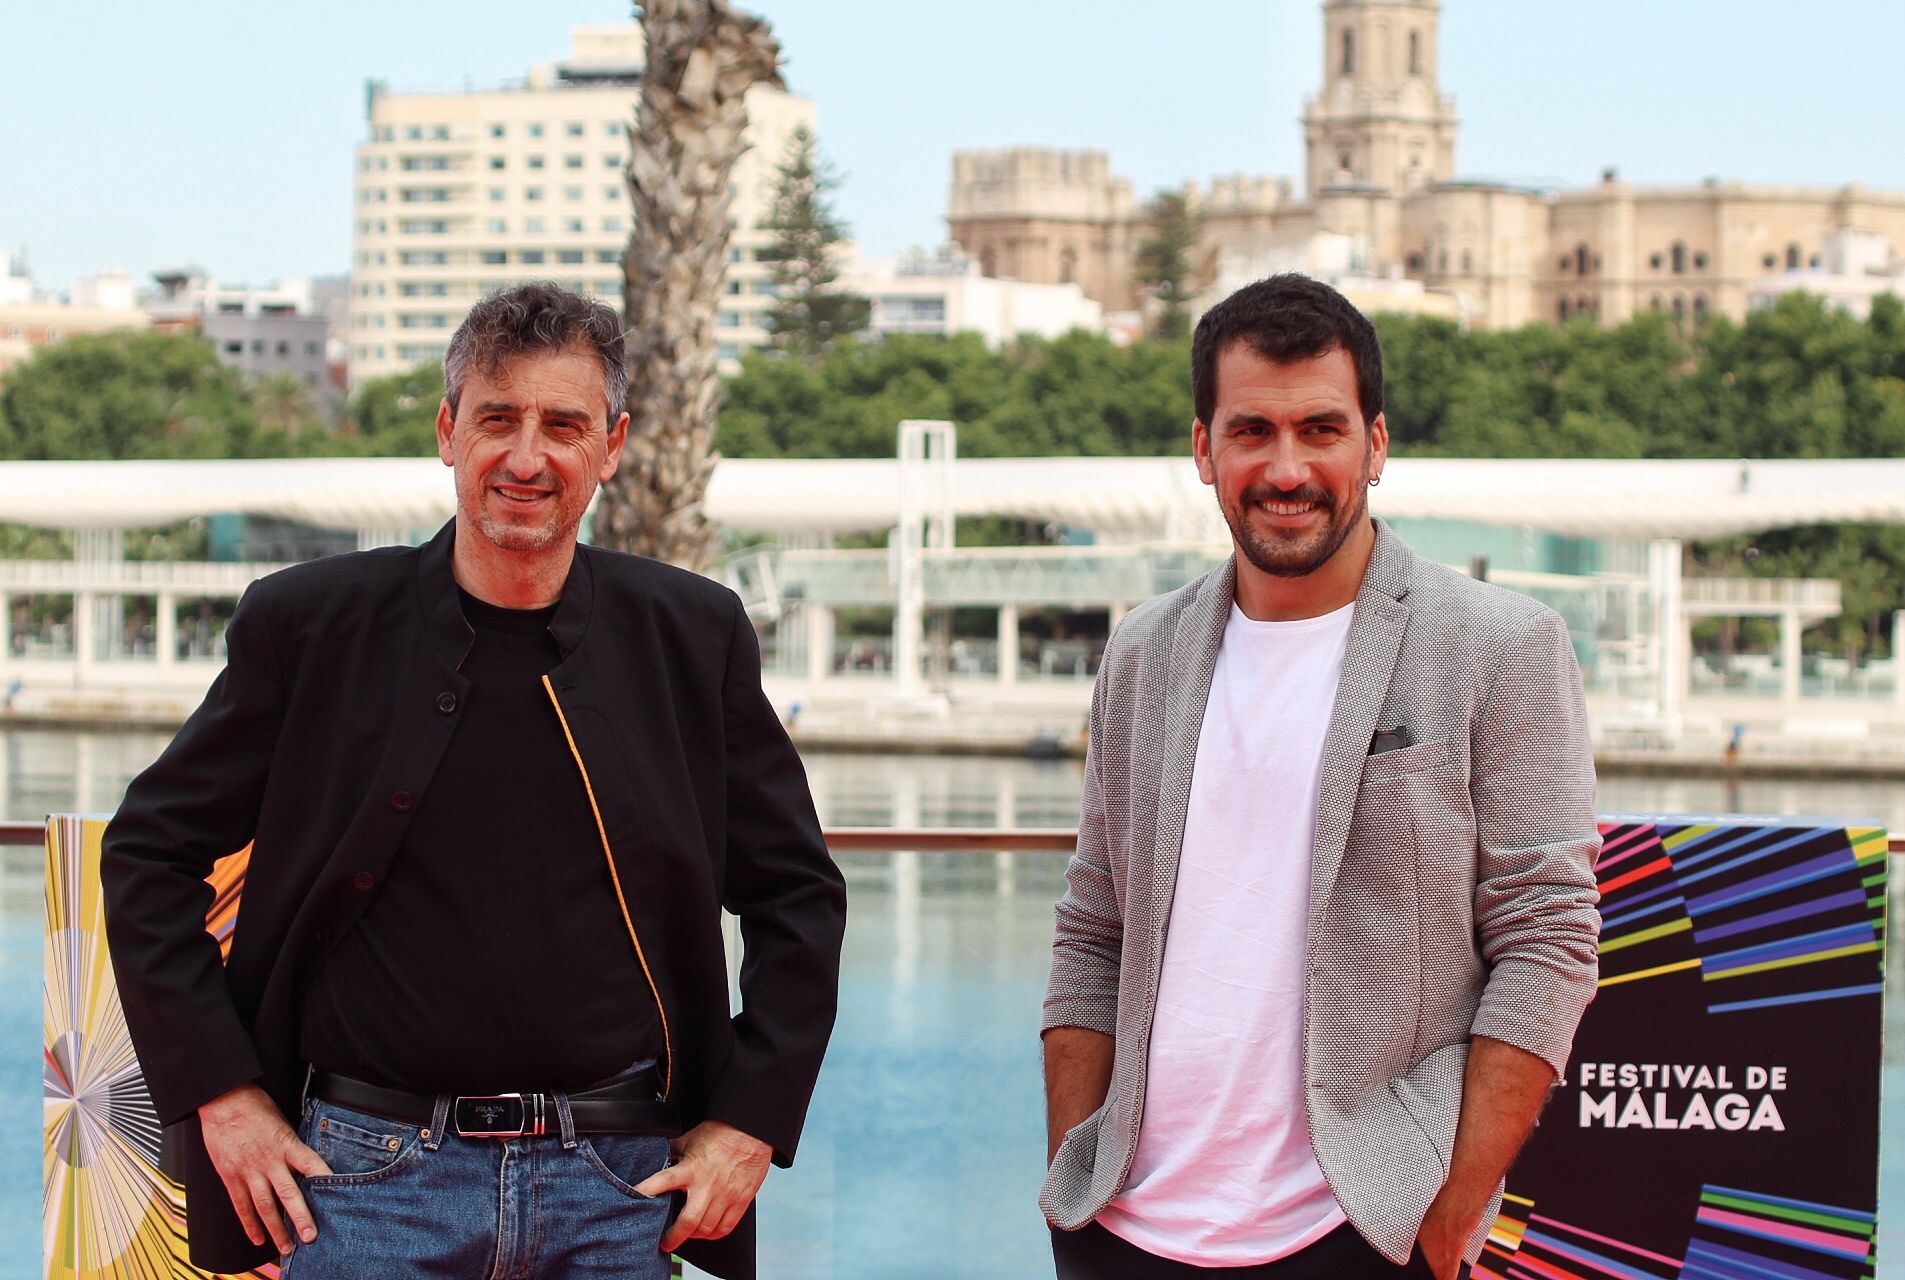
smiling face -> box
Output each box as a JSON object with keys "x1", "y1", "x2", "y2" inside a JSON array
[
  {"x1": 1194, "y1": 341, "x2": 1388, "y2": 610},
  {"x1": 435, "y1": 344, "x2": 628, "y2": 565}
]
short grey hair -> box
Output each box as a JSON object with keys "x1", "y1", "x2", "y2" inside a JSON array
[{"x1": 443, "y1": 282, "x2": 628, "y2": 424}]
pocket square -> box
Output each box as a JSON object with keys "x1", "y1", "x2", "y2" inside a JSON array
[{"x1": 1369, "y1": 725, "x2": 1414, "y2": 755}]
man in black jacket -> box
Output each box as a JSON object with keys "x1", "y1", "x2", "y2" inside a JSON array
[{"x1": 102, "y1": 283, "x2": 846, "y2": 1280}]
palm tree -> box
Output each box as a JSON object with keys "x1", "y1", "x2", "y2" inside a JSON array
[{"x1": 593, "y1": 0, "x2": 783, "y2": 570}]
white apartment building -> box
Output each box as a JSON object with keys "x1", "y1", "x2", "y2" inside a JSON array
[
  {"x1": 842, "y1": 248, "x2": 1103, "y2": 345},
  {"x1": 1748, "y1": 227, "x2": 1905, "y2": 321},
  {"x1": 348, "y1": 26, "x2": 814, "y2": 383}
]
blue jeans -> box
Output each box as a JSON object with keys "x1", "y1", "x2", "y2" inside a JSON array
[{"x1": 279, "y1": 1096, "x2": 675, "y2": 1280}]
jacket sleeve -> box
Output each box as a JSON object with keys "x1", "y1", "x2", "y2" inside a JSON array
[
  {"x1": 1042, "y1": 662, "x2": 1123, "y2": 1037},
  {"x1": 1467, "y1": 608, "x2": 1602, "y2": 1076},
  {"x1": 700, "y1": 595, "x2": 846, "y2": 1166},
  {"x1": 100, "y1": 582, "x2": 285, "y2": 1125}
]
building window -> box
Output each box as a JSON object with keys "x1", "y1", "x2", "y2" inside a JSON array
[
  {"x1": 1693, "y1": 294, "x2": 1709, "y2": 322},
  {"x1": 527, "y1": 156, "x2": 545, "y2": 170},
  {"x1": 431, "y1": 125, "x2": 449, "y2": 140},
  {"x1": 276, "y1": 340, "x2": 290, "y2": 355},
  {"x1": 717, "y1": 344, "x2": 739, "y2": 361},
  {"x1": 1462, "y1": 250, "x2": 1473, "y2": 274},
  {"x1": 1558, "y1": 299, "x2": 1570, "y2": 322},
  {"x1": 528, "y1": 123, "x2": 545, "y2": 138},
  {"x1": 725, "y1": 280, "x2": 742, "y2": 295},
  {"x1": 1338, "y1": 150, "x2": 1353, "y2": 176},
  {"x1": 1649, "y1": 253, "x2": 1663, "y2": 271},
  {"x1": 566, "y1": 155, "x2": 584, "y2": 169},
  {"x1": 1672, "y1": 295, "x2": 1686, "y2": 321},
  {"x1": 400, "y1": 251, "x2": 448, "y2": 265},
  {"x1": 601, "y1": 216, "x2": 624, "y2": 233},
  {"x1": 404, "y1": 125, "x2": 422, "y2": 141},
  {"x1": 1575, "y1": 244, "x2": 1589, "y2": 276},
  {"x1": 1650, "y1": 295, "x2": 1663, "y2": 310},
  {"x1": 596, "y1": 249, "x2": 620, "y2": 264},
  {"x1": 525, "y1": 217, "x2": 546, "y2": 232},
  {"x1": 489, "y1": 187, "x2": 506, "y2": 202},
  {"x1": 604, "y1": 154, "x2": 621, "y2": 168},
  {"x1": 1341, "y1": 28, "x2": 1355, "y2": 74},
  {"x1": 520, "y1": 250, "x2": 546, "y2": 264},
  {"x1": 566, "y1": 122, "x2": 584, "y2": 137},
  {"x1": 489, "y1": 156, "x2": 506, "y2": 170},
  {"x1": 564, "y1": 217, "x2": 585, "y2": 233},
  {"x1": 525, "y1": 187, "x2": 544, "y2": 201},
  {"x1": 1671, "y1": 242, "x2": 1687, "y2": 274},
  {"x1": 1409, "y1": 29, "x2": 1421, "y2": 75},
  {"x1": 490, "y1": 123, "x2": 506, "y2": 139},
  {"x1": 1693, "y1": 252, "x2": 1708, "y2": 271},
  {"x1": 1810, "y1": 253, "x2": 1821, "y2": 268},
  {"x1": 1763, "y1": 253, "x2": 1777, "y2": 270},
  {"x1": 481, "y1": 250, "x2": 507, "y2": 265},
  {"x1": 558, "y1": 249, "x2": 585, "y2": 264},
  {"x1": 486, "y1": 218, "x2": 507, "y2": 233},
  {"x1": 1786, "y1": 243, "x2": 1802, "y2": 270},
  {"x1": 224, "y1": 341, "x2": 243, "y2": 355},
  {"x1": 565, "y1": 186, "x2": 584, "y2": 201},
  {"x1": 1406, "y1": 253, "x2": 1422, "y2": 273},
  {"x1": 718, "y1": 311, "x2": 741, "y2": 328},
  {"x1": 603, "y1": 186, "x2": 621, "y2": 201}
]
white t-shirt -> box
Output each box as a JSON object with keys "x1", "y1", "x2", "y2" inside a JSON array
[{"x1": 1097, "y1": 599, "x2": 1355, "y2": 1265}]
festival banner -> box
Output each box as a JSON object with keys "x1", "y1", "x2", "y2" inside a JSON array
[
  {"x1": 1483, "y1": 817, "x2": 1887, "y2": 1280},
  {"x1": 42, "y1": 816, "x2": 269, "y2": 1280}
]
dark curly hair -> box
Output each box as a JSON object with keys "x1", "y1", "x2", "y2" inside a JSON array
[
  {"x1": 443, "y1": 282, "x2": 627, "y2": 423},
  {"x1": 1190, "y1": 274, "x2": 1384, "y2": 427}
]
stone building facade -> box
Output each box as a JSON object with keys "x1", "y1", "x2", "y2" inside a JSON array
[{"x1": 946, "y1": 0, "x2": 1905, "y2": 329}]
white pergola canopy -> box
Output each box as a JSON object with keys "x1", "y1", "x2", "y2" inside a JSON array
[{"x1": 4, "y1": 456, "x2": 1904, "y2": 542}]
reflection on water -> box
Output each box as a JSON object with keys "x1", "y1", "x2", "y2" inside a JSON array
[{"x1": 4, "y1": 731, "x2": 1900, "y2": 1277}]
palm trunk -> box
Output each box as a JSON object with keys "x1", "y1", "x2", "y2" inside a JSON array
[{"x1": 593, "y1": 0, "x2": 782, "y2": 570}]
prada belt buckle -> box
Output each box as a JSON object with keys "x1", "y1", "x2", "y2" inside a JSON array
[{"x1": 454, "y1": 1093, "x2": 546, "y2": 1138}]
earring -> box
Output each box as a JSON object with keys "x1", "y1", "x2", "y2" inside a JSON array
[{"x1": 1369, "y1": 475, "x2": 1382, "y2": 487}]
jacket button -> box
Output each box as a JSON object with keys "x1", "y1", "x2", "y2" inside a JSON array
[
  {"x1": 389, "y1": 791, "x2": 414, "y2": 811},
  {"x1": 437, "y1": 692, "x2": 457, "y2": 713},
  {"x1": 352, "y1": 872, "x2": 375, "y2": 891},
  {"x1": 313, "y1": 928, "x2": 332, "y2": 945}
]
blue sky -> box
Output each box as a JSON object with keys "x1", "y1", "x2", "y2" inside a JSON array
[{"x1": 2, "y1": 0, "x2": 1900, "y2": 291}]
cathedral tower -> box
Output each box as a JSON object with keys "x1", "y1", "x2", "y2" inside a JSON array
[{"x1": 1301, "y1": 0, "x2": 1459, "y2": 197}]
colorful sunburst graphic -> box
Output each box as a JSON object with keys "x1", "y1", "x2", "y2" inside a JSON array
[{"x1": 43, "y1": 816, "x2": 274, "y2": 1280}]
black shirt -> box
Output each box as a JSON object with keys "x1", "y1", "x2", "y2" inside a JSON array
[{"x1": 300, "y1": 588, "x2": 662, "y2": 1092}]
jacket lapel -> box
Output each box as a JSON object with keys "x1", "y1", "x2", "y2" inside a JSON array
[
  {"x1": 1308, "y1": 522, "x2": 1414, "y2": 921},
  {"x1": 1148, "y1": 558, "x2": 1235, "y2": 961}
]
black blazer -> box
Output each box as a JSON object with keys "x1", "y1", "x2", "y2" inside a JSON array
[{"x1": 102, "y1": 521, "x2": 847, "y2": 1278}]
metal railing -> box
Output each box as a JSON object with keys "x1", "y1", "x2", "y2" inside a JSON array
[{"x1": 3, "y1": 822, "x2": 1900, "y2": 856}]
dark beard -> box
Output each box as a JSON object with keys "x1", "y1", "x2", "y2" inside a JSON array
[{"x1": 1221, "y1": 476, "x2": 1368, "y2": 579}]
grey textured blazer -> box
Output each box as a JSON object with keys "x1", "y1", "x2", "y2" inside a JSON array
[{"x1": 1041, "y1": 521, "x2": 1601, "y2": 1266}]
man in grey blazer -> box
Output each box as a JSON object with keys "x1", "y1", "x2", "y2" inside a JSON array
[{"x1": 1041, "y1": 275, "x2": 1600, "y2": 1279}]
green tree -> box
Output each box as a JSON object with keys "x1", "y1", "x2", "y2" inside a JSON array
[
  {"x1": 0, "y1": 330, "x2": 254, "y2": 459},
  {"x1": 758, "y1": 124, "x2": 870, "y2": 359},
  {"x1": 249, "y1": 371, "x2": 324, "y2": 440},
  {"x1": 346, "y1": 362, "x2": 445, "y2": 455},
  {"x1": 1134, "y1": 189, "x2": 1202, "y2": 341}
]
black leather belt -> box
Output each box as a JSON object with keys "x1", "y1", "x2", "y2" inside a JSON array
[{"x1": 310, "y1": 1069, "x2": 678, "y2": 1139}]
